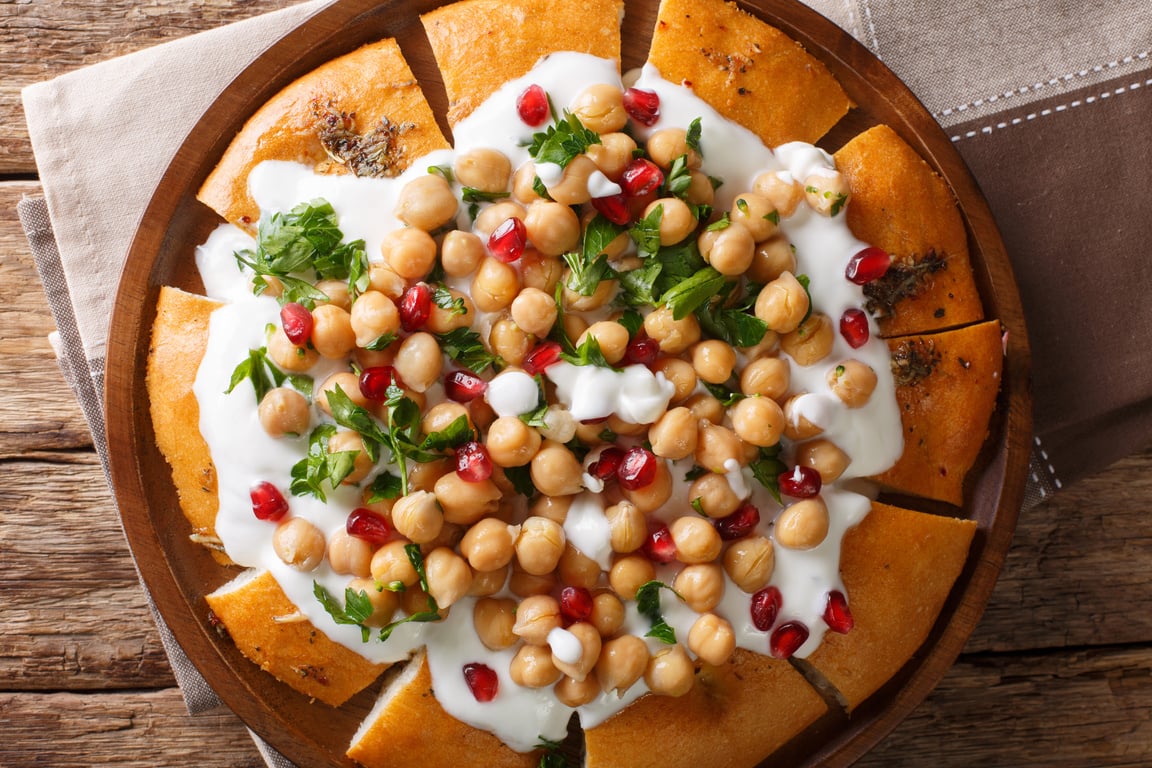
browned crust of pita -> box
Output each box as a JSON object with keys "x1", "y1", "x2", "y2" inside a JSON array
[
  {"x1": 835, "y1": 125, "x2": 983, "y2": 337},
  {"x1": 198, "y1": 38, "x2": 450, "y2": 228},
  {"x1": 874, "y1": 320, "x2": 1003, "y2": 504},
  {"x1": 421, "y1": 0, "x2": 624, "y2": 127},
  {"x1": 346, "y1": 649, "x2": 539, "y2": 768},
  {"x1": 206, "y1": 571, "x2": 388, "y2": 707},
  {"x1": 647, "y1": 0, "x2": 851, "y2": 147},
  {"x1": 583, "y1": 649, "x2": 827, "y2": 768},
  {"x1": 804, "y1": 502, "x2": 976, "y2": 710},
  {"x1": 147, "y1": 286, "x2": 231, "y2": 565}
]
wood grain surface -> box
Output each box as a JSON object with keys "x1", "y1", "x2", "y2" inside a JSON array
[{"x1": 2, "y1": 1, "x2": 1149, "y2": 767}]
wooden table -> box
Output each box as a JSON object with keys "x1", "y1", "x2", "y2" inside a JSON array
[{"x1": 4, "y1": 2, "x2": 1152, "y2": 766}]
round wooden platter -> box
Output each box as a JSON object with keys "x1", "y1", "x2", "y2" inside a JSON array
[{"x1": 104, "y1": 0, "x2": 1032, "y2": 765}]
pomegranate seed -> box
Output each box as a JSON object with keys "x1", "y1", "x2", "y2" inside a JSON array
[
  {"x1": 616, "y1": 446, "x2": 658, "y2": 490},
  {"x1": 823, "y1": 590, "x2": 855, "y2": 634},
  {"x1": 716, "y1": 503, "x2": 760, "y2": 541},
  {"x1": 359, "y1": 366, "x2": 405, "y2": 402},
  {"x1": 750, "y1": 586, "x2": 782, "y2": 631},
  {"x1": 620, "y1": 158, "x2": 664, "y2": 198},
  {"x1": 588, "y1": 446, "x2": 625, "y2": 481},
  {"x1": 346, "y1": 507, "x2": 392, "y2": 544},
  {"x1": 488, "y1": 217, "x2": 527, "y2": 263},
  {"x1": 516, "y1": 84, "x2": 549, "y2": 127},
  {"x1": 591, "y1": 193, "x2": 632, "y2": 225},
  {"x1": 250, "y1": 481, "x2": 289, "y2": 522},
  {"x1": 770, "y1": 621, "x2": 810, "y2": 659},
  {"x1": 559, "y1": 586, "x2": 594, "y2": 624},
  {"x1": 622, "y1": 87, "x2": 661, "y2": 126},
  {"x1": 279, "y1": 302, "x2": 313, "y2": 346},
  {"x1": 522, "y1": 341, "x2": 563, "y2": 376},
  {"x1": 845, "y1": 246, "x2": 891, "y2": 285},
  {"x1": 456, "y1": 441, "x2": 493, "y2": 483},
  {"x1": 840, "y1": 307, "x2": 870, "y2": 348},
  {"x1": 644, "y1": 523, "x2": 678, "y2": 564},
  {"x1": 399, "y1": 283, "x2": 432, "y2": 331},
  {"x1": 778, "y1": 465, "x2": 822, "y2": 498},
  {"x1": 444, "y1": 369, "x2": 488, "y2": 402},
  {"x1": 462, "y1": 662, "x2": 499, "y2": 702},
  {"x1": 622, "y1": 336, "x2": 659, "y2": 366}
]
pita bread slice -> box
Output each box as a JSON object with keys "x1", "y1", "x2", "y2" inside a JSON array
[
  {"x1": 873, "y1": 320, "x2": 1003, "y2": 505},
  {"x1": 421, "y1": 0, "x2": 624, "y2": 127},
  {"x1": 646, "y1": 0, "x2": 851, "y2": 148},
  {"x1": 199, "y1": 38, "x2": 450, "y2": 228},
  {"x1": 583, "y1": 649, "x2": 827, "y2": 768},
  {"x1": 803, "y1": 502, "x2": 976, "y2": 710},
  {"x1": 347, "y1": 648, "x2": 540, "y2": 768},
  {"x1": 206, "y1": 569, "x2": 388, "y2": 707},
  {"x1": 835, "y1": 125, "x2": 983, "y2": 337}
]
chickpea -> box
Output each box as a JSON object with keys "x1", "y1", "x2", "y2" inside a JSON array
[
  {"x1": 645, "y1": 197, "x2": 697, "y2": 246},
  {"x1": 267, "y1": 326, "x2": 318, "y2": 372},
  {"x1": 473, "y1": 597, "x2": 518, "y2": 650},
  {"x1": 515, "y1": 516, "x2": 566, "y2": 575},
  {"x1": 272, "y1": 517, "x2": 325, "y2": 571},
  {"x1": 685, "y1": 170, "x2": 716, "y2": 206},
  {"x1": 472, "y1": 257, "x2": 521, "y2": 313},
  {"x1": 370, "y1": 540, "x2": 419, "y2": 588},
  {"x1": 608, "y1": 555, "x2": 655, "y2": 600},
  {"x1": 648, "y1": 407, "x2": 698, "y2": 460},
  {"x1": 688, "y1": 614, "x2": 736, "y2": 666},
  {"x1": 605, "y1": 500, "x2": 646, "y2": 553},
  {"x1": 259, "y1": 275, "x2": 284, "y2": 299},
  {"x1": 524, "y1": 200, "x2": 581, "y2": 256},
  {"x1": 775, "y1": 498, "x2": 830, "y2": 550},
  {"x1": 400, "y1": 584, "x2": 444, "y2": 618},
  {"x1": 488, "y1": 318, "x2": 534, "y2": 366},
  {"x1": 571, "y1": 83, "x2": 628, "y2": 133},
  {"x1": 794, "y1": 438, "x2": 852, "y2": 483},
  {"x1": 512, "y1": 161, "x2": 547, "y2": 204},
  {"x1": 425, "y1": 288, "x2": 475, "y2": 335},
  {"x1": 469, "y1": 565, "x2": 509, "y2": 596},
  {"x1": 755, "y1": 272, "x2": 809, "y2": 334},
  {"x1": 382, "y1": 227, "x2": 437, "y2": 281},
  {"x1": 643, "y1": 307, "x2": 701, "y2": 354},
  {"x1": 651, "y1": 357, "x2": 697, "y2": 403},
  {"x1": 434, "y1": 472, "x2": 502, "y2": 525},
  {"x1": 590, "y1": 591, "x2": 626, "y2": 637},
  {"x1": 551, "y1": 622, "x2": 602, "y2": 682},
  {"x1": 441, "y1": 230, "x2": 485, "y2": 277},
  {"x1": 510, "y1": 287, "x2": 559, "y2": 338},
  {"x1": 577, "y1": 320, "x2": 630, "y2": 365},
  {"x1": 519, "y1": 249, "x2": 565, "y2": 294},
  {"x1": 740, "y1": 356, "x2": 790, "y2": 401},
  {"x1": 396, "y1": 173, "x2": 458, "y2": 230},
  {"x1": 392, "y1": 332, "x2": 442, "y2": 393},
  {"x1": 349, "y1": 577, "x2": 400, "y2": 628},
  {"x1": 546, "y1": 154, "x2": 597, "y2": 206},
  {"x1": 423, "y1": 520, "x2": 465, "y2": 552},
  {"x1": 530, "y1": 441, "x2": 584, "y2": 497},
  {"x1": 688, "y1": 472, "x2": 742, "y2": 519},
  {"x1": 555, "y1": 674, "x2": 601, "y2": 707},
  {"x1": 827, "y1": 359, "x2": 878, "y2": 408},
  {"x1": 510, "y1": 644, "x2": 563, "y2": 688},
  {"x1": 596, "y1": 634, "x2": 649, "y2": 696},
  {"x1": 454, "y1": 148, "x2": 511, "y2": 192},
  {"x1": 670, "y1": 516, "x2": 723, "y2": 564},
  {"x1": 683, "y1": 392, "x2": 724, "y2": 424},
  {"x1": 512, "y1": 594, "x2": 562, "y2": 645},
  {"x1": 694, "y1": 422, "x2": 744, "y2": 474},
  {"x1": 327, "y1": 430, "x2": 374, "y2": 484},
  {"x1": 459, "y1": 518, "x2": 516, "y2": 572},
  {"x1": 484, "y1": 416, "x2": 542, "y2": 468},
  {"x1": 258, "y1": 387, "x2": 310, "y2": 437},
  {"x1": 530, "y1": 494, "x2": 572, "y2": 525},
  {"x1": 539, "y1": 406, "x2": 578, "y2": 444},
  {"x1": 607, "y1": 414, "x2": 650, "y2": 437},
  {"x1": 646, "y1": 128, "x2": 702, "y2": 170},
  {"x1": 315, "y1": 372, "x2": 365, "y2": 417},
  {"x1": 367, "y1": 262, "x2": 406, "y2": 300},
  {"x1": 703, "y1": 220, "x2": 756, "y2": 276},
  {"x1": 730, "y1": 396, "x2": 786, "y2": 447},
  {"x1": 586, "y1": 131, "x2": 637, "y2": 179},
  {"x1": 747, "y1": 236, "x2": 797, "y2": 284},
  {"x1": 803, "y1": 170, "x2": 850, "y2": 216},
  {"x1": 509, "y1": 561, "x2": 557, "y2": 597},
  {"x1": 782, "y1": 395, "x2": 829, "y2": 441},
  {"x1": 310, "y1": 303, "x2": 357, "y2": 359},
  {"x1": 780, "y1": 312, "x2": 834, "y2": 367},
  {"x1": 753, "y1": 171, "x2": 804, "y2": 218},
  {"x1": 645, "y1": 644, "x2": 695, "y2": 697},
  {"x1": 562, "y1": 274, "x2": 618, "y2": 312},
  {"x1": 421, "y1": 402, "x2": 470, "y2": 437},
  {"x1": 691, "y1": 340, "x2": 737, "y2": 385},
  {"x1": 349, "y1": 290, "x2": 400, "y2": 348},
  {"x1": 673, "y1": 563, "x2": 725, "y2": 612},
  {"x1": 558, "y1": 544, "x2": 602, "y2": 590},
  {"x1": 723, "y1": 535, "x2": 775, "y2": 592},
  {"x1": 390, "y1": 490, "x2": 443, "y2": 544},
  {"x1": 423, "y1": 547, "x2": 473, "y2": 608},
  {"x1": 314, "y1": 278, "x2": 351, "y2": 310},
  {"x1": 730, "y1": 192, "x2": 779, "y2": 242},
  {"x1": 407, "y1": 457, "x2": 450, "y2": 493},
  {"x1": 621, "y1": 459, "x2": 673, "y2": 513}
]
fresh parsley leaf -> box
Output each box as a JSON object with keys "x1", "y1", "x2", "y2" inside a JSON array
[
  {"x1": 528, "y1": 111, "x2": 601, "y2": 167},
  {"x1": 685, "y1": 117, "x2": 703, "y2": 155},
  {"x1": 366, "y1": 471, "x2": 403, "y2": 503},
  {"x1": 684, "y1": 465, "x2": 709, "y2": 482},
  {"x1": 419, "y1": 414, "x2": 475, "y2": 453},
  {"x1": 518, "y1": 375, "x2": 549, "y2": 428},
  {"x1": 706, "y1": 213, "x2": 731, "y2": 231},
  {"x1": 461, "y1": 187, "x2": 510, "y2": 204},
  {"x1": 634, "y1": 580, "x2": 681, "y2": 644},
  {"x1": 431, "y1": 285, "x2": 467, "y2": 316},
  {"x1": 428, "y1": 164, "x2": 454, "y2": 183},
  {"x1": 690, "y1": 497, "x2": 707, "y2": 516},
  {"x1": 696, "y1": 299, "x2": 770, "y2": 348},
  {"x1": 290, "y1": 424, "x2": 358, "y2": 501},
  {"x1": 618, "y1": 258, "x2": 663, "y2": 307},
  {"x1": 661, "y1": 266, "x2": 725, "y2": 320},
  {"x1": 378, "y1": 545, "x2": 442, "y2": 641},
  {"x1": 563, "y1": 214, "x2": 622, "y2": 296},
  {"x1": 749, "y1": 444, "x2": 786, "y2": 504},
  {"x1": 663, "y1": 154, "x2": 693, "y2": 199},
  {"x1": 561, "y1": 334, "x2": 618, "y2": 370},
  {"x1": 325, "y1": 385, "x2": 388, "y2": 463},
  {"x1": 536, "y1": 738, "x2": 574, "y2": 768},
  {"x1": 363, "y1": 331, "x2": 398, "y2": 351},
  {"x1": 532, "y1": 175, "x2": 550, "y2": 199},
  {"x1": 617, "y1": 309, "x2": 644, "y2": 338},
  {"x1": 503, "y1": 465, "x2": 537, "y2": 498},
  {"x1": 700, "y1": 381, "x2": 746, "y2": 407},
  {"x1": 225, "y1": 347, "x2": 286, "y2": 403},
  {"x1": 314, "y1": 582, "x2": 374, "y2": 642},
  {"x1": 765, "y1": 209, "x2": 781, "y2": 225},
  {"x1": 796, "y1": 273, "x2": 814, "y2": 326},
  {"x1": 628, "y1": 204, "x2": 664, "y2": 259},
  {"x1": 830, "y1": 191, "x2": 849, "y2": 217},
  {"x1": 436, "y1": 328, "x2": 500, "y2": 373}
]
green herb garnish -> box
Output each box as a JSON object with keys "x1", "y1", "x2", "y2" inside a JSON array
[
  {"x1": 635, "y1": 580, "x2": 681, "y2": 644},
  {"x1": 527, "y1": 111, "x2": 601, "y2": 167},
  {"x1": 289, "y1": 424, "x2": 358, "y2": 501},
  {"x1": 436, "y1": 327, "x2": 500, "y2": 373},
  {"x1": 314, "y1": 583, "x2": 374, "y2": 642}
]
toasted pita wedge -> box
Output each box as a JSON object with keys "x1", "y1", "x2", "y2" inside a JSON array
[
  {"x1": 835, "y1": 125, "x2": 983, "y2": 337},
  {"x1": 421, "y1": 0, "x2": 624, "y2": 127},
  {"x1": 198, "y1": 38, "x2": 450, "y2": 228},
  {"x1": 206, "y1": 570, "x2": 388, "y2": 707},
  {"x1": 804, "y1": 502, "x2": 976, "y2": 710},
  {"x1": 583, "y1": 649, "x2": 827, "y2": 768},
  {"x1": 874, "y1": 320, "x2": 1003, "y2": 505},
  {"x1": 147, "y1": 286, "x2": 231, "y2": 565},
  {"x1": 647, "y1": 0, "x2": 851, "y2": 147},
  {"x1": 347, "y1": 648, "x2": 540, "y2": 768}
]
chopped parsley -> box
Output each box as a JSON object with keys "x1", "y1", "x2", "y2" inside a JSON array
[
  {"x1": 289, "y1": 424, "x2": 358, "y2": 502},
  {"x1": 527, "y1": 111, "x2": 601, "y2": 167},
  {"x1": 225, "y1": 346, "x2": 310, "y2": 404},
  {"x1": 313, "y1": 583, "x2": 374, "y2": 642},
  {"x1": 635, "y1": 580, "x2": 682, "y2": 644},
  {"x1": 436, "y1": 327, "x2": 501, "y2": 373}
]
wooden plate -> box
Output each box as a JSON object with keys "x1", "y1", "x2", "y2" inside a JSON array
[{"x1": 105, "y1": 0, "x2": 1032, "y2": 765}]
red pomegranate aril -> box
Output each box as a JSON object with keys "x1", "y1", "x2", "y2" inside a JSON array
[
  {"x1": 346, "y1": 507, "x2": 392, "y2": 544},
  {"x1": 839, "y1": 307, "x2": 870, "y2": 348},
  {"x1": 559, "y1": 586, "x2": 594, "y2": 624},
  {"x1": 456, "y1": 441, "x2": 494, "y2": 483},
  {"x1": 716, "y1": 503, "x2": 761, "y2": 541},
  {"x1": 589, "y1": 446, "x2": 625, "y2": 481},
  {"x1": 617, "y1": 446, "x2": 658, "y2": 490},
  {"x1": 522, "y1": 341, "x2": 563, "y2": 376},
  {"x1": 750, "y1": 585, "x2": 782, "y2": 631},
  {"x1": 399, "y1": 283, "x2": 432, "y2": 331},
  {"x1": 279, "y1": 302, "x2": 313, "y2": 346},
  {"x1": 620, "y1": 158, "x2": 665, "y2": 198},
  {"x1": 644, "y1": 523, "x2": 678, "y2": 564},
  {"x1": 462, "y1": 662, "x2": 499, "y2": 702},
  {"x1": 250, "y1": 481, "x2": 289, "y2": 522},
  {"x1": 778, "y1": 465, "x2": 822, "y2": 498},
  {"x1": 359, "y1": 366, "x2": 404, "y2": 402},
  {"x1": 488, "y1": 217, "x2": 528, "y2": 263},
  {"x1": 769, "y1": 620, "x2": 810, "y2": 659},
  {"x1": 516, "y1": 84, "x2": 549, "y2": 127},
  {"x1": 444, "y1": 369, "x2": 488, "y2": 402},
  {"x1": 623, "y1": 335, "x2": 660, "y2": 366},
  {"x1": 845, "y1": 246, "x2": 891, "y2": 285},
  {"x1": 591, "y1": 193, "x2": 632, "y2": 225},
  {"x1": 622, "y1": 87, "x2": 661, "y2": 126},
  {"x1": 823, "y1": 590, "x2": 855, "y2": 634}
]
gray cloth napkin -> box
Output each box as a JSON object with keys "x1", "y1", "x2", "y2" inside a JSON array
[{"x1": 18, "y1": 0, "x2": 1152, "y2": 765}]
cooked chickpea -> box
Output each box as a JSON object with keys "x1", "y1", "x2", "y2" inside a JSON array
[
  {"x1": 605, "y1": 500, "x2": 646, "y2": 553},
  {"x1": 473, "y1": 597, "x2": 518, "y2": 650},
  {"x1": 525, "y1": 200, "x2": 581, "y2": 256},
  {"x1": 688, "y1": 472, "x2": 742, "y2": 519},
  {"x1": 530, "y1": 441, "x2": 584, "y2": 497},
  {"x1": 310, "y1": 303, "x2": 357, "y2": 359},
  {"x1": 539, "y1": 406, "x2": 578, "y2": 444},
  {"x1": 471, "y1": 257, "x2": 521, "y2": 313},
  {"x1": 396, "y1": 173, "x2": 458, "y2": 230},
  {"x1": 483, "y1": 416, "x2": 541, "y2": 468},
  {"x1": 434, "y1": 472, "x2": 501, "y2": 525},
  {"x1": 794, "y1": 438, "x2": 852, "y2": 483},
  {"x1": 314, "y1": 278, "x2": 351, "y2": 310},
  {"x1": 530, "y1": 494, "x2": 572, "y2": 525},
  {"x1": 392, "y1": 332, "x2": 442, "y2": 393},
  {"x1": 272, "y1": 517, "x2": 325, "y2": 571},
  {"x1": 643, "y1": 307, "x2": 701, "y2": 354},
  {"x1": 267, "y1": 326, "x2": 319, "y2": 372},
  {"x1": 390, "y1": 490, "x2": 443, "y2": 544},
  {"x1": 425, "y1": 288, "x2": 475, "y2": 335},
  {"x1": 688, "y1": 614, "x2": 736, "y2": 666},
  {"x1": 515, "y1": 516, "x2": 566, "y2": 575},
  {"x1": 650, "y1": 357, "x2": 697, "y2": 403},
  {"x1": 740, "y1": 356, "x2": 790, "y2": 401},
  {"x1": 420, "y1": 403, "x2": 469, "y2": 438},
  {"x1": 454, "y1": 148, "x2": 511, "y2": 192},
  {"x1": 459, "y1": 518, "x2": 516, "y2": 572},
  {"x1": 596, "y1": 634, "x2": 649, "y2": 695},
  {"x1": 423, "y1": 547, "x2": 473, "y2": 608},
  {"x1": 682, "y1": 392, "x2": 722, "y2": 424},
  {"x1": 510, "y1": 644, "x2": 563, "y2": 688},
  {"x1": 512, "y1": 162, "x2": 546, "y2": 204},
  {"x1": 747, "y1": 236, "x2": 797, "y2": 284},
  {"x1": 400, "y1": 585, "x2": 443, "y2": 618},
  {"x1": 782, "y1": 395, "x2": 828, "y2": 441},
  {"x1": 508, "y1": 561, "x2": 557, "y2": 597},
  {"x1": 645, "y1": 644, "x2": 695, "y2": 697},
  {"x1": 370, "y1": 540, "x2": 419, "y2": 588},
  {"x1": 512, "y1": 594, "x2": 562, "y2": 645},
  {"x1": 562, "y1": 274, "x2": 617, "y2": 312},
  {"x1": 258, "y1": 387, "x2": 310, "y2": 437},
  {"x1": 486, "y1": 318, "x2": 532, "y2": 366},
  {"x1": 621, "y1": 459, "x2": 673, "y2": 513},
  {"x1": 571, "y1": 83, "x2": 628, "y2": 133},
  {"x1": 315, "y1": 372, "x2": 366, "y2": 417},
  {"x1": 327, "y1": 430, "x2": 374, "y2": 484},
  {"x1": 827, "y1": 359, "x2": 878, "y2": 408},
  {"x1": 519, "y1": 249, "x2": 564, "y2": 294},
  {"x1": 558, "y1": 544, "x2": 602, "y2": 589},
  {"x1": 648, "y1": 407, "x2": 699, "y2": 460},
  {"x1": 590, "y1": 591, "x2": 626, "y2": 637},
  {"x1": 510, "y1": 287, "x2": 558, "y2": 338},
  {"x1": 755, "y1": 272, "x2": 809, "y2": 334},
  {"x1": 469, "y1": 565, "x2": 509, "y2": 596},
  {"x1": 646, "y1": 128, "x2": 702, "y2": 170},
  {"x1": 407, "y1": 456, "x2": 450, "y2": 493},
  {"x1": 350, "y1": 291, "x2": 400, "y2": 348},
  {"x1": 694, "y1": 422, "x2": 744, "y2": 474},
  {"x1": 586, "y1": 131, "x2": 637, "y2": 179},
  {"x1": 730, "y1": 192, "x2": 779, "y2": 242},
  {"x1": 367, "y1": 262, "x2": 406, "y2": 300},
  {"x1": 724, "y1": 535, "x2": 776, "y2": 592},
  {"x1": 645, "y1": 197, "x2": 697, "y2": 246},
  {"x1": 382, "y1": 227, "x2": 437, "y2": 280},
  {"x1": 670, "y1": 516, "x2": 722, "y2": 564},
  {"x1": 753, "y1": 171, "x2": 803, "y2": 217},
  {"x1": 546, "y1": 154, "x2": 597, "y2": 206},
  {"x1": 555, "y1": 674, "x2": 601, "y2": 707},
  {"x1": 440, "y1": 230, "x2": 485, "y2": 277},
  {"x1": 608, "y1": 555, "x2": 656, "y2": 600},
  {"x1": 703, "y1": 220, "x2": 756, "y2": 276},
  {"x1": 685, "y1": 170, "x2": 716, "y2": 206},
  {"x1": 691, "y1": 340, "x2": 737, "y2": 385},
  {"x1": 780, "y1": 312, "x2": 834, "y2": 366},
  {"x1": 803, "y1": 170, "x2": 849, "y2": 216},
  {"x1": 349, "y1": 577, "x2": 399, "y2": 628},
  {"x1": 552, "y1": 622, "x2": 602, "y2": 682},
  {"x1": 577, "y1": 321, "x2": 630, "y2": 365},
  {"x1": 673, "y1": 563, "x2": 725, "y2": 612},
  {"x1": 775, "y1": 498, "x2": 830, "y2": 550},
  {"x1": 730, "y1": 396, "x2": 786, "y2": 447}
]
